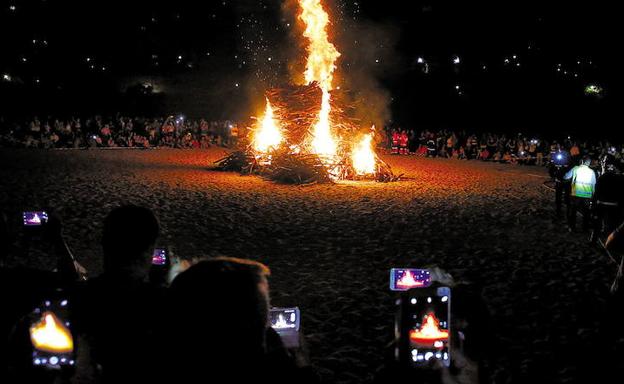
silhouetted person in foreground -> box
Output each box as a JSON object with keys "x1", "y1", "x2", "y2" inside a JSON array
[
  {"x1": 3, "y1": 211, "x2": 86, "y2": 384},
  {"x1": 165, "y1": 257, "x2": 317, "y2": 383},
  {"x1": 71, "y1": 205, "x2": 165, "y2": 383}
]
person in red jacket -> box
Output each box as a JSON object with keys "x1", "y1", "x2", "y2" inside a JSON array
[
  {"x1": 391, "y1": 130, "x2": 400, "y2": 154},
  {"x1": 399, "y1": 130, "x2": 409, "y2": 155}
]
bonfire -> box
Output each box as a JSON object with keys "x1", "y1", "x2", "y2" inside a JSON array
[{"x1": 217, "y1": 0, "x2": 397, "y2": 184}]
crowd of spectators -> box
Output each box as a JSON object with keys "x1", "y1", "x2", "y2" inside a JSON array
[
  {"x1": 385, "y1": 127, "x2": 624, "y2": 168},
  {"x1": 2, "y1": 117, "x2": 623, "y2": 173},
  {"x1": 0, "y1": 116, "x2": 241, "y2": 149}
]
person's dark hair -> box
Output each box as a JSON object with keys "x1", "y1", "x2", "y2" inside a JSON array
[
  {"x1": 101, "y1": 205, "x2": 159, "y2": 271},
  {"x1": 168, "y1": 257, "x2": 271, "y2": 359},
  {"x1": 582, "y1": 155, "x2": 591, "y2": 166}
]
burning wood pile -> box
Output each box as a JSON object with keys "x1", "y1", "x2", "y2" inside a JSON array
[{"x1": 215, "y1": 0, "x2": 397, "y2": 184}]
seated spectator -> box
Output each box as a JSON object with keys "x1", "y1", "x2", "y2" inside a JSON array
[
  {"x1": 71, "y1": 205, "x2": 166, "y2": 383},
  {"x1": 165, "y1": 257, "x2": 316, "y2": 383}
]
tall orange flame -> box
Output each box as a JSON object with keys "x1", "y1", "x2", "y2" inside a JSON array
[
  {"x1": 298, "y1": 0, "x2": 340, "y2": 157},
  {"x1": 253, "y1": 98, "x2": 283, "y2": 153},
  {"x1": 352, "y1": 133, "x2": 376, "y2": 175},
  {"x1": 30, "y1": 312, "x2": 74, "y2": 353}
]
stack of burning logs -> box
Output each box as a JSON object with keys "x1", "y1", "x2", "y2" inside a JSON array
[{"x1": 215, "y1": 82, "x2": 399, "y2": 184}]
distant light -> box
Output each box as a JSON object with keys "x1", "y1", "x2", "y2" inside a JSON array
[
  {"x1": 585, "y1": 84, "x2": 603, "y2": 95},
  {"x1": 455, "y1": 85, "x2": 460, "y2": 89},
  {"x1": 177, "y1": 55, "x2": 182, "y2": 60},
  {"x1": 2, "y1": 74, "x2": 12, "y2": 82},
  {"x1": 504, "y1": 58, "x2": 510, "y2": 64},
  {"x1": 512, "y1": 55, "x2": 517, "y2": 59},
  {"x1": 482, "y1": 65, "x2": 487, "y2": 70},
  {"x1": 375, "y1": 59, "x2": 379, "y2": 63},
  {"x1": 452, "y1": 55, "x2": 460, "y2": 64},
  {"x1": 516, "y1": 63, "x2": 520, "y2": 67},
  {"x1": 235, "y1": 83, "x2": 239, "y2": 87},
  {"x1": 86, "y1": 57, "x2": 91, "y2": 62},
  {"x1": 9, "y1": 5, "x2": 16, "y2": 11},
  {"x1": 557, "y1": 68, "x2": 561, "y2": 72},
  {"x1": 22, "y1": 57, "x2": 27, "y2": 62},
  {"x1": 268, "y1": 57, "x2": 272, "y2": 61},
  {"x1": 577, "y1": 60, "x2": 581, "y2": 64},
  {"x1": 417, "y1": 57, "x2": 424, "y2": 64},
  {"x1": 32, "y1": 39, "x2": 37, "y2": 44}
]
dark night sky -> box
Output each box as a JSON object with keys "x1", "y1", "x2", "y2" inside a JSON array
[{"x1": 0, "y1": 0, "x2": 619, "y2": 136}]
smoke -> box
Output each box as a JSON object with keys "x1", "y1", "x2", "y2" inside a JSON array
[
  {"x1": 333, "y1": 17, "x2": 400, "y2": 130},
  {"x1": 282, "y1": 0, "x2": 400, "y2": 129}
]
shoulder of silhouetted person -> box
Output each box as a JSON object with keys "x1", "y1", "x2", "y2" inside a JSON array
[{"x1": 70, "y1": 274, "x2": 167, "y2": 382}]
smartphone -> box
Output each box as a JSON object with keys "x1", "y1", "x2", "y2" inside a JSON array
[
  {"x1": 29, "y1": 298, "x2": 75, "y2": 368},
  {"x1": 23, "y1": 211, "x2": 49, "y2": 226},
  {"x1": 270, "y1": 307, "x2": 300, "y2": 348},
  {"x1": 397, "y1": 286, "x2": 451, "y2": 367},
  {"x1": 151, "y1": 248, "x2": 168, "y2": 266},
  {"x1": 390, "y1": 268, "x2": 431, "y2": 291}
]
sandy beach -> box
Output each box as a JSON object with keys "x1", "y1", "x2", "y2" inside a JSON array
[{"x1": 0, "y1": 148, "x2": 612, "y2": 383}]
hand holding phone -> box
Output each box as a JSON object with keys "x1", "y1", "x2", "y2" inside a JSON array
[
  {"x1": 270, "y1": 307, "x2": 301, "y2": 349},
  {"x1": 397, "y1": 286, "x2": 451, "y2": 368},
  {"x1": 390, "y1": 268, "x2": 431, "y2": 291},
  {"x1": 29, "y1": 298, "x2": 75, "y2": 369},
  {"x1": 23, "y1": 211, "x2": 49, "y2": 227},
  {"x1": 151, "y1": 248, "x2": 169, "y2": 266}
]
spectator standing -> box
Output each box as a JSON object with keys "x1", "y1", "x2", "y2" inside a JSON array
[{"x1": 564, "y1": 156, "x2": 597, "y2": 231}]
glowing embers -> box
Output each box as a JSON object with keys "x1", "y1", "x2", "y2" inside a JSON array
[
  {"x1": 253, "y1": 99, "x2": 283, "y2": 154},
  {"x1": 409, "y1": 313, "x2": 449, "y2": 346},
  {"x1": 30, "y1": 312, "x2": 74, "y2": 353}
]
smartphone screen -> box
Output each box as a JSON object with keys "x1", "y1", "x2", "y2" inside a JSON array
[
  {"x1": 270, "y1": 307, "x2": 300, "y2": 348},
  {"x1": 398, "y1": 286, "x2": 451, "y2": 367},
  {"x1": 29, "y1": 299, "x2": 75, "y2": 368},
  {"x1": 270, "y1": 307, "x2": 300, "y2": 331},
  {"x1": 390, "y1": 268, "x2": 431, "y2": 291},
  {"x1": 23, "y1": 211, "x2": 48, "y2": 226},
  {"x1": 151, "y1": 248, "x2": 168, "y2": 266}
]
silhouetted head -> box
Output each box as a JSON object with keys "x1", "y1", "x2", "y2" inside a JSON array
[
  {"x1": 581, "y1": 156, "x2": 591, "y2": 166},
  {"x1": 168, "y1": 257, "x2": 271, "y2": 361},
  {"x1": 101, "y1": 205, "x2": 159, "y2": 279}
]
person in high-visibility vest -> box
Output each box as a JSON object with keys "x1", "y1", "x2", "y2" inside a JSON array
[
  {"x1": 564, "y1": 156, "x2": 597, "y2": 231},
  {"x1": 399, "y1": 130, "x2": 409, "y2": 155},
  {"x1": 391, "y1": 130, "x2": 400, "y2": 155},
  {"x1": 229, "y1": 124, "x2": 239, "y2": 147}
]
